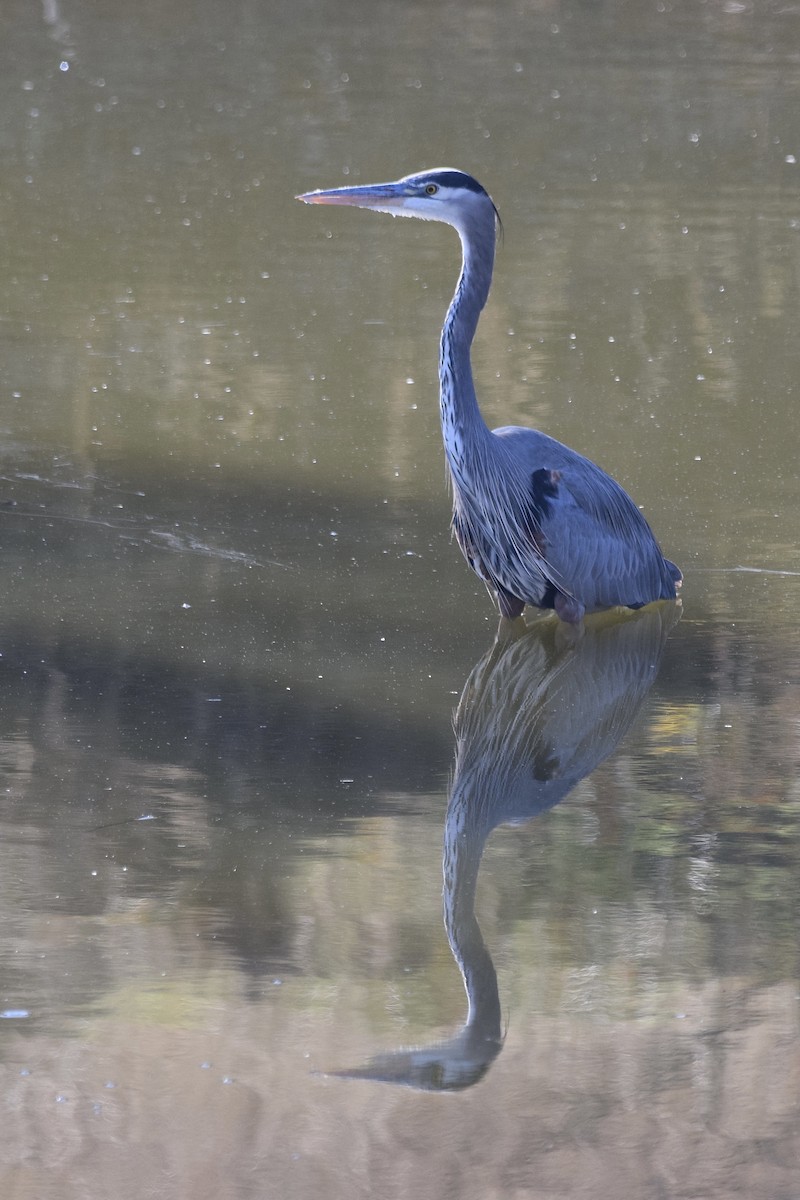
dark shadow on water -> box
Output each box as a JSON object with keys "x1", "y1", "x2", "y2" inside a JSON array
[{"x1": 329, "y1": 601, "x2": 681, "y2": 1090}]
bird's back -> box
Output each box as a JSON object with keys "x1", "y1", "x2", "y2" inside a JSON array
[{"x1": 451, "y1": 425, "x2": 679, "y2": 616}]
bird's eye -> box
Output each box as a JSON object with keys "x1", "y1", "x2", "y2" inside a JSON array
[{"x1": 425, "y1": 183, "x2": 439, "y2": 196}]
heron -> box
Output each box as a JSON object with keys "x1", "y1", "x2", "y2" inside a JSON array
[{"x1": 297, "y1": 168, "x2": 681, "y2": 623}]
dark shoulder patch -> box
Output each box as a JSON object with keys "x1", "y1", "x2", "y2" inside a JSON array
[{"x1": 531, "y1": 467, "x2": 560, "y2": 523}]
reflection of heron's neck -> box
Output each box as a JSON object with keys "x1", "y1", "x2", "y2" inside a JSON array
[{"x1": 443, "y1": 787, "x2": 502, "y2": 1046}]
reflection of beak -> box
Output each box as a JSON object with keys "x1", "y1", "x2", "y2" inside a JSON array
[{"x1": 295, "y1": 183, "x2": 409, "y2": 211}]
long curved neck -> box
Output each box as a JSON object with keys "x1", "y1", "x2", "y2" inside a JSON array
[{"x1": 439, "y1": 223, "x2": 496, "y2": 476}]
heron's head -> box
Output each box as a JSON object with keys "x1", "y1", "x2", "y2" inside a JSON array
[{"x1": 296, "y1": 168, "x2": 501, "y2": 240}]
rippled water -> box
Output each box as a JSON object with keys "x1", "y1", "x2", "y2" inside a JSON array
[{"x1": 0, "y1": 2, "x2": 799, "y2": 1197}]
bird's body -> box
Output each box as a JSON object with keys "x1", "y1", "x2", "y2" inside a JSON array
[
  {"x1": 298, "y1": 168, "x2": 680, "y2": 623},
  {"x1": 448, "y1": 427, "x2": 680, "y2": 621}
]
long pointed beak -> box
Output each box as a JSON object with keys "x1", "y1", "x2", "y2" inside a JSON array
[{"x1": 295, "y1": 181, "x2": 409, "y2": 211}]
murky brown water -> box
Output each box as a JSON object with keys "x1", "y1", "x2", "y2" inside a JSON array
[{"x1": 0, "y1": 2, "x2": 799, "y2": 1197}]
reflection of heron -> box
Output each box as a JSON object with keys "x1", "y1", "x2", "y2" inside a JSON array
[
  {"x1": 330, "y1": 602, "x2": 680, "y2": 1090},
  {"x1": 298, "y1": 170, "x2": 681, "y2": 623}
]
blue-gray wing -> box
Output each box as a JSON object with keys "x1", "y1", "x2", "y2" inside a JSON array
[{"x1": 492, "y1": 427, "x2": 679, "y2": 611}]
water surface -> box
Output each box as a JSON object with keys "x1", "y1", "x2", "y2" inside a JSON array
[{"x1": 0, "y1": 2, "x2": 799, "y2": 1197}]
